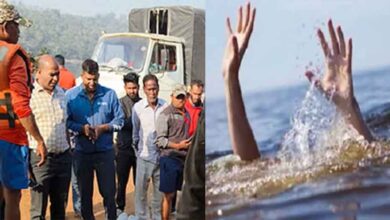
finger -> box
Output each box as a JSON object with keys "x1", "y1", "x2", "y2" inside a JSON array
[
  {"x1": 347, "y1": 38, "x2": 352, "y2": 75},
  {"x1": 328, "y1": 19, "x2": 340, "y2": 55},
  {"x1": 226, "y1": 17, "x2": 233, "y2": 35},
  {"x1": 237, "y1": 6, "x2": 243, "y2": 32},
  {"x1": 317, "y1": 29, "x2": 330, "y2": 57},
  {"x1": 337, "y1": 26, "x2": 346, "y2": 57},
  {"x1": 305, "y1": 70, "x2": 315, "y2": 82},
  {"x1": 243, "y1": 2, "x2": 251, "y2": 33},
  {"x1": 245, "y1": 6, "x2": 256, "y2": 35},
  {"x1": 305, "y1": 71, "x2": 324, "y2": 92}
]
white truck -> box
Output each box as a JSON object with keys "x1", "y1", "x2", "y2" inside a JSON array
[{"x1": 85, "y1": 6, "x2": 205, "y2": 101}]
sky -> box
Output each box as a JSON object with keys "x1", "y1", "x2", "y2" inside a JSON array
[
  {"x1": 10, "y1": 0, "x2": 205, "y2": 15},
  {"x1": 9, "y1": 0, "x2": 390, "y2": 99},
  {"x1": 207, "y1": 0, "x2": 390, "y2": 99}
]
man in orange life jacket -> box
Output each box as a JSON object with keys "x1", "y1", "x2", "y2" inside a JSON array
[{"x1": 0, "y1": 1, "x2": 47, "y2": 220}]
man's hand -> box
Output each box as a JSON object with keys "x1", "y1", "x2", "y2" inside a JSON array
[
  {"x1": 93, "y1": 124, "x2": 109, "y2": 140},
  {"x1": 36, "y1": 140, "x2": 47, "y2": 167},
  {"x1": 306, "y1": 19, "x2": 354, "y2": 111},
  {"x1": 221, "y1": 2, "x2": 261, "y2": 160},
  {"x1": 83, "y1": 124, "x2": 95, "y2": 141},
  {"x1": 222, "y1": 2, "x2": 256, "y2": 80},
  {"x1": 306, "y1": 19, "x2": 373, "y2": 142},
  {"x1": 178, "y1": 138, "x2": 192, "y2": 150}
]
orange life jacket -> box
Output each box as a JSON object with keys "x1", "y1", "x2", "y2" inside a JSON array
[{"x1": 0, "y1": 41, "x2": 32, "y2": 131}]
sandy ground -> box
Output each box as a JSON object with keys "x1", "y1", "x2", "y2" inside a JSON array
[{"x1": 20, "y1": 174, "x2": 136, "y2": 220}]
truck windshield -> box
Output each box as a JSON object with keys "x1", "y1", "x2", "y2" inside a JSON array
[{"x1": 93, "y1": 36, "x2": 149, "y2": 72}]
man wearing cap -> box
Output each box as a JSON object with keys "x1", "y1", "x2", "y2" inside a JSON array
[
  {"x1": 0, "y1": 1, "x2": 46, "y2": 220},
  {"x1": 155, "y1": 84, "x2": 191, "y2": 220},
  {"x1": 115, "y1": 72, "x2": 141, "y2": 214}
]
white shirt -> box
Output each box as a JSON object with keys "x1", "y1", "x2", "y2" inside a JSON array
[
  {"x1": 28, "y1": 82, "x2": 69, "y2": 154},
  {"x1": 132, "y1": 98, "x2": 168, "y2": 163}
]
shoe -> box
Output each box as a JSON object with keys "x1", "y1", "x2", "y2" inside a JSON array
[
  {"x1": 117, "y1": 212, "x2": 128, "y2": 220},
  {"x1": 74, "y1": 211, "x2": 82, "y2": 219},
  {"x1": 117, "y1": 208, "x2": 124, "y2": 216}
]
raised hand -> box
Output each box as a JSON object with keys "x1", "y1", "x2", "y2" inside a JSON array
[
  {"x1": 306, "y1": 19, "x2": 354, "y2": 110},
  {"x1": 222, "y1": 2, "x2": 260, "y2": 160},
  {"x1": 223, "y1": 2, "x2": 256, "y2": 79},
  {"x1": 306, "y1": 19, "x2": 373, "y2": 142}
]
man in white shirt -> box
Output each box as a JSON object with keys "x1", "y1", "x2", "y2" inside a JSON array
[{"x1": 131, "y1": 74, "x2": 168, "y2": 220}]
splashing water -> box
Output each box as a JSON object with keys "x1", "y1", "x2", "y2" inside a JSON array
[
  {"x1": 205, "y1": 81, "x2": 388, "y2": 216},
  {"x1": 278, "y1": 81, "x2": 362, "y2": 167}
]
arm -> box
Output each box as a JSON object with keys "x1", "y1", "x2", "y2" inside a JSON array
[
  {"x1": 155, "y1": 113, "x2": 190, "y2": 150},
  {"x1": 222, "y1": 2, "x2": 260, "y2": 160},
  {"x1": 107, "y1": 91, "x2": 124, "y2": 131},
  {"x1": 132, "y1": 106, "x2": 140, "y2": 153},
  {"x1": 119, "y1": 98, "x2": 132, "y2": 130},
  {"x1": 65, "y1": 97, "x2": 84, "y2": 134},
  {"x1": 9, "y1": 55, "x2": 46, "y2": 166},
  {"x1": 306, "y1": 20, "x2": 373, "y2": 142},
  {"x1": 168, "y1": 139, "x2": 191, "y2": 150},
  {"x1": 94, "y1": 92, "x2": 125, "y2": 138},
  {"x1": 155, "y1": 113, "x2": 170, "y2": 149},
  {"x1": 19, "y1": 115, "x2": 46, "y2": 166}
]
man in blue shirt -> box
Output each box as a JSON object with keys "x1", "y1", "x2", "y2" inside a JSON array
[{"x1": 65, "y1": 59, "x2": 124, "y2": 220}]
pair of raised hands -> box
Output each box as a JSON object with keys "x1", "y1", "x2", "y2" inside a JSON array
[
  {"x1": 222, "y1": 2, "x2": 373, "y2": 160},
  {"x1": 83, "y1": 124, "x2": 108, "y2": 142},
  {"x1": 223, "y1": 2, "x2": 354, "y2": 110}
]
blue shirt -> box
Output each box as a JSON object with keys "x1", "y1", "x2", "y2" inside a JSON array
[{"x1": 65, "y1": 84, "x2": 124, "y2": 153}]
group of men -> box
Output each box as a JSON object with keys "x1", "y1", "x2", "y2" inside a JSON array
[{"x1": 0, "y1": 1, "x2": 205, "y2": 220}]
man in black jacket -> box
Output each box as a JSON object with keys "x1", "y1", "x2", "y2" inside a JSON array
[
  {"x1": 115, "y1": 72, "x2": 141, "y2": 214},
  {"x1": 176, "y1": 110, "x2": 205, "y2": 220}
]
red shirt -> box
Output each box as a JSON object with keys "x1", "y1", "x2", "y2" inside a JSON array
[
  {"x1": 184, "y1": 99, "x2": 203, "y2": 137},
  {"x1": 58, "y1": 66, "x2": 76, "y2": 90}
]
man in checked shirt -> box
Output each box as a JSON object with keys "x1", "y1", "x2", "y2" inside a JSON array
[{"x1": 28, "y1": 55, "x2": 71, "y2": 220}]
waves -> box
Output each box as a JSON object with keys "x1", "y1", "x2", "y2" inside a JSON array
[{"x1": 206, "y1": 70, "x2": 390, "y2": 218}]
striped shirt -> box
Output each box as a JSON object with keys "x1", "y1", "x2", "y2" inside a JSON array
[{"x1": 28, "y1": 82, "x2": 69, "y2": 154}]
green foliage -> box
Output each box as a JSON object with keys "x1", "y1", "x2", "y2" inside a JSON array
[{"x1": 16, "y1": 3, "x2": 127, "y2": 61}]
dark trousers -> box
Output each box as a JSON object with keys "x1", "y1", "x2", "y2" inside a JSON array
[
  {"x1": 74, "y1": 149, "x2": 116, "y2": 220},
  {"x1": 115, "y1": 150, "x2": 136, "y2": 211},
  {"x1": 0, "y1": 199, "x2": 4, "y2": 220},
  {"x1": 29, "y1": 150, "x2": 72, "y2": 220}
]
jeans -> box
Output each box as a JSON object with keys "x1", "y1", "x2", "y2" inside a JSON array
[
  {"x1": 134, "y1": 158, "x2": 161, "y2": 220},
  {"x1": 74, "y1": 149, "x2": 116, "y2": 220},
  {"x1": 71, "y1": 155, "x2": 81, "y2": 214}
]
